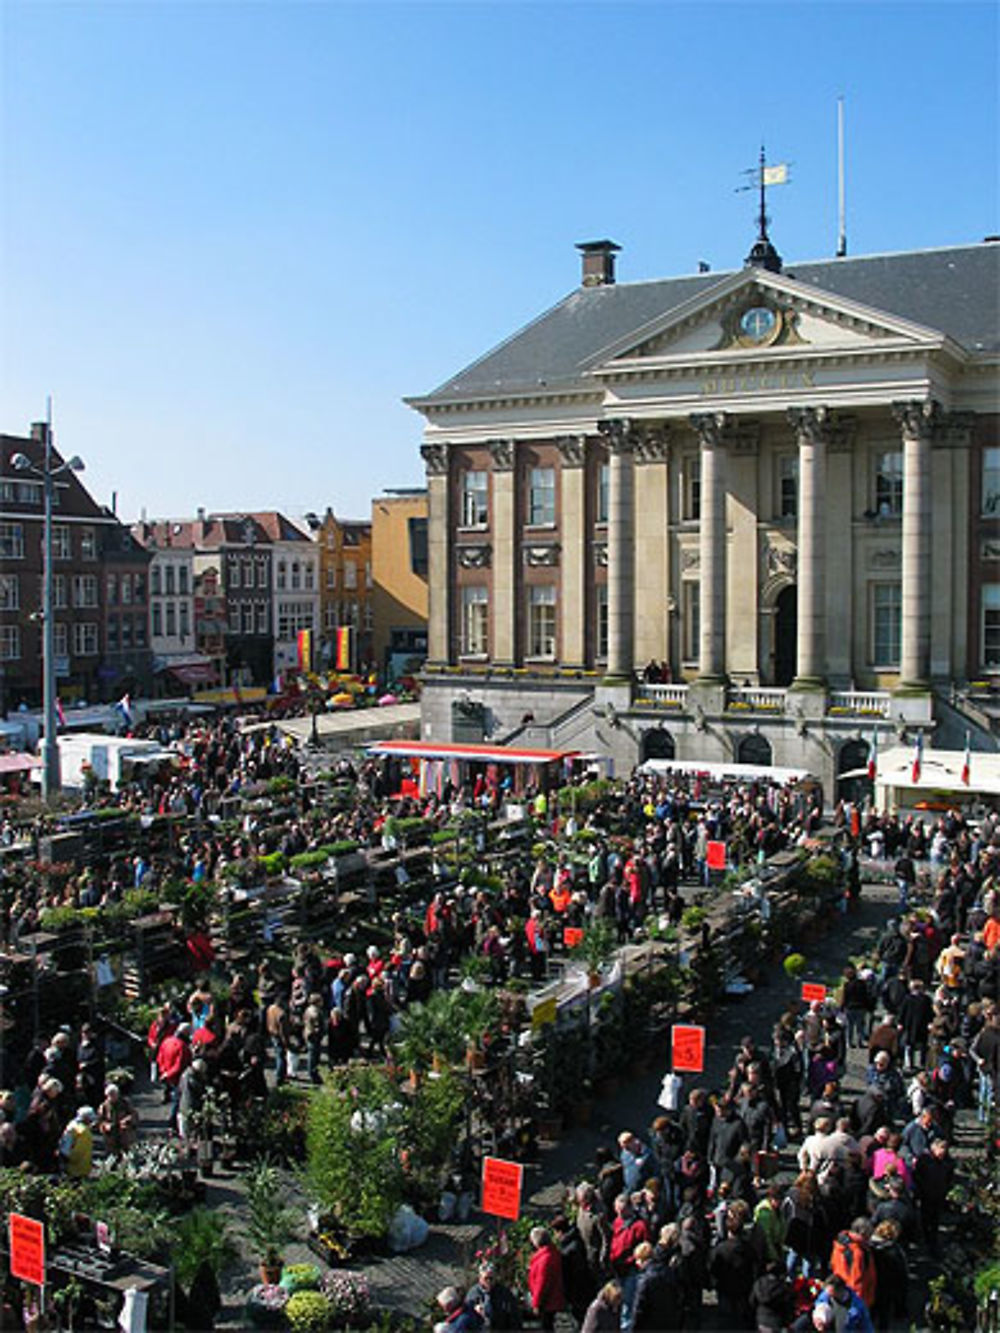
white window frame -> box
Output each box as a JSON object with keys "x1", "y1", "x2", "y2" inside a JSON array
[
  {"x1": 165, "y1": 602, "x2": 176, "y2": 637},
  {"x1": 52, "y1": 525, "x2": 71, "y2": 560},
  {"x1": 72, "y1": 574, "x2": 98, "y2": 608},
  {"x1": 80, "y1": 527, "x2": 96, "y2": 560},
  {"x1": 778, "y1": 453, "x2": 798, "y2": 520},
  {"x1": 528, "y1": 467, "x2": 556, "y2": 527},
  {"x1": 0, "y1": 625, "x2": 20, "y2": 661},
  {"x1": 682, "y1": 580, "x2": 700, "y2": 664},
  {"x1": 874, "y1": 449, "x2": 903, "y2": 518},
  {"x1": 152, "y1": 603, "x2": 163, "y2": 637},
  {"x1": 460, "y1": 585, "x2": 489, "y2": 657},
  {"x1": 1, "y1": 523, "x2": 24, "y2": 559},
  {"x1": 72, "y1": 622, "x2": 98, "y2": 656},
  {"x1": 0, "y1": 574, "x2": 19, "y2": 611},
  {"x1": 53, "y1": 622, "x2": 68, "y2": 658},
  {"x1": 344, "y1": 561, "x2": 357, "y2": 590},
  {"x1": 527, "y1": 584, "x2": 557, "y2": 658},
  {"x1": 871, "y1": 582, "x2": 902, "y2": 668},
  {"x1": 683, "y1": 457, "x2": 701, "y2": 522},
  {"x1": 255, "y1": 601, "x2": 268, "y2": 635},
  {"x1": 461, "y1": 470, "x2": 489, "y2": 528}
]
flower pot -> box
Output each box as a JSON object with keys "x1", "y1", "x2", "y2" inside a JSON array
[{"x1": 259, "y1": 1263, "x2": 282, "y2": 1286}]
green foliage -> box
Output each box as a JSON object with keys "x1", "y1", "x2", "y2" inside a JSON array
[
  {"x1": 570, "y1": 920, "x2": 618, "y2": 973},
  {"x1": 403, "y1": 1068, "x2": 466, "y2": 1197},
  {"x1": 975, "y1": 1262, "x2": 1000, "y2": 1304},
  {"x1": 783, "y1": 953, "x2": 807, "y2": 979},
  {"x1": 321, "y1": 840, "x2": 359, "y2": 857},
  {"x1": 289, "y1": 850, "x2": 330, "y2": 871},
  {"x1": 799, "y1": 853, "x2": 841, "y2": 893},
  {"x1": 173, "y1": 1206, "x2": 237, "y2": 1288},
  {"x1": 304, "y1": 1067, "x2": 405, "y2": 1240},
  {"x1": 268, "y1": 775, "x2": 297, "y2": 796},
  {"x1": 246, "y1": 1160, "x2": 299, "y2": 1265},
  {"x1": 681, "y1": 905, "x2": 708, "y2": 932},
  {"x1": 280, "y1": 1263, "x2": 322, "y2": 1293},
  {"x1": 285, "y1": 1290, "x2": 331, "y2": 1332},
  {"x1": 257, "y1": 850, "x2": 287, "y2": 876}
]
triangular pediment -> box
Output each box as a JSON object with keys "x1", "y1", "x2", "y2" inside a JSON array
[{"x1": 586, "y1": 268, "x2": 948, "y2": 372}]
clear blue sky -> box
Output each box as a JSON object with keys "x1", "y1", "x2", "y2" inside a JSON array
[{"x1": 2, "y1": 1, "x2": 997, "y2": 523}]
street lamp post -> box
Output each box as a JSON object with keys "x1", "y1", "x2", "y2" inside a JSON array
[{"x1": 11, "y1": 434, "x2": 85, "y2": 801}]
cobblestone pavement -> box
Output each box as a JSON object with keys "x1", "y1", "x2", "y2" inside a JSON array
[{"x1": 130, "y1": 878, "x2": 975, "y2": 1328}]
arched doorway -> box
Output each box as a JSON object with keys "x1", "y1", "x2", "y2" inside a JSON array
[
  {"x1": 737, "y1": 733, "x2": 773, "y2": 767},
  {"x1": 641, "y1": 728, "x2": 676, "y2": 762},
  {"x1": 837, "y1": 739, "x2": 872, "y2": 807},
  {"x1": 774, "y1": 586, "x2": 797, "y2": 687}
]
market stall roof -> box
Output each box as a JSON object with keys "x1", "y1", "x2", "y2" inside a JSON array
[
  {"x1": 638, "y1": 758, "x2": 814, "y2": 784},
  {"x1": 368, "y1": 739, "x2": 581, "y2": 765},
  {"x1": 165, "y1": 662, "x2": 218, "y2": 685},
  {"x1": 0, "y1": 752, "x2": 41, "y2": 774},
  {"x1": 873, "y1": 745, "x2": 1000, "y2": 796}
]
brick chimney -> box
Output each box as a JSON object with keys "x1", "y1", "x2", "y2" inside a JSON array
[{"x1": 576, "y1": 239, "x2": 621, "y2": 287}]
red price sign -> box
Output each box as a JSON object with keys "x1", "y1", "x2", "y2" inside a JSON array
[
  {"x1": 8, "y1": 1212, "x2": 45, "y2": 1286},
  {"x1": 706, "y1": 841, "x2": 727, "y2": 871},
  {"x1": 563, "y1": 926, "x2": 584, "y2": 949},
  {"x1": 482, "y1": 1156, "x2": 523, "y2": 1221},
  {"x1": 671, "y1": 1024, "x2": 706, "y2": 1073},
  {"x1": 801, "y1": 982, "x2": 828, "y2": 1004}
]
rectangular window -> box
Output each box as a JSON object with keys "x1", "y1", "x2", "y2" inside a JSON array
[
  {"x1": 228, "y1": 604, "x2": 241, "y2": 634},
  {"x1": 326, "y1": 567, "x2": 336, "y2": 589},
  {"x1": 461, "y1": 470, "x2": 489, "y2": 528},
  {"x1": 683, "y1": 457, "x2": 701, "y2": 522},
  {"x1": 107, "y1": 574, "x2": 119, "y2": 605},
  {"x1": 121, "y1": 573, "x2": 133, "y2": 604},
  {"x1": 365, "y1": 561, "x2": 372, "y2": 589},
  {"x1": 596, "y1": 583, "x2": 608, "y2": 659},
  {"x1": 134, "y1": 615, "x2": 147, "y2": 648},
  {"x1": 983, "y1": 584, "x2": 1000, "y2": 668},
  {"x1": 277, "y1": 561, "x2": 287, "y2": 591},
  {"x1": 304, "y1": 562, "x2": 315, "y2": 591},
  {"x1": 409, "y1": 517, "x2": 428, "y2": 577},
  {"x1": 228, "y1": 557, "x2": 240, "y2": 589},
  {"x1": 120, "y1": 616, "x2": 132, "y2": 650},
  {"x1": 875, "y1": 450, "x2": 903, "y2": 517},
  {"x1": 72, "y1": 574, "x2": 97, "y2": 608},
  {"x1": 363, "y1": 604, "x2": 373, "y2": 631},
  {"x1": 53, "y1": 622, "x2": 67, "y2": 658},
  {"x1": 0, "y1": 626, "x2": 21, "y2": 661},
  {"x1": 0, "y1": 523, "x2": 24, "y2": 559},
  {"x1": 152, "y1": 603, "x2": 162, "y2": 637},
  {"x1": 242, "y1": 558, "x2": 253, "y2": 586},
  {"x1": 872, "y1": 582, "x2": 902, "y2": 666},
  {"x1": 0, "y1": 479, "x2": 42, "y2": 505},
  {"x1": 290, "y1": 562, "x2": 301, "y2": 591},
  {"x1": 461, "y1": 586, "x2": 489, "y2": 656},
  {"x1": 528, "y1": 584, "x2": 557, "y2": 658},
  {"x1": 178, "y1": 565, "x2": 189, "y2": 595},
  {"x1": 983, "y1": 448, "x2": 1000, "y2": 516},
  {"x1": 179, "y1": 603, "x2": 189, "y2": 637},
  {"x1": 257, "y1": 558, "x2": 267, "y2": 589},
  {"x1": 52, "y1": 575, "x2": 66, "y2": 609},
  {"x1": 778, "y1": 454, "x2": 798, "y2": 519},
  {"x1": 165, "y1": 603, "x2": 176, "y2": 636},
  {"x1": 72, "y1": 622, "x2": 98, "y2": 656},
  {"x1": 528, "y1": 467, "x2": 556, "y2": 526},
  {"x1": 344, "y1": 561, "x2": 357, "y2": 589},
  {"x1": 80, "y1": 527, "x2": 96, "y2": 560},
  {"x1": 52, "y1": 525, "x2": 71, "y2": 560},
  {"x1": 682, "y1": 581, "x2": 700, "y2": 663},
  {"x1": 597, "y1": 463, "x2": 610, "y2": 525},
  {"x1": 107, "y1": 617, "x2": 119, "y2": 653},
  {"x1": 242, "y1": 603, "x2": 254, "y2": 635},
  {"x1": 0, "y1": 575, "x2": 19, "y2": 611},
  {"x1": 164, "y1": 565, "x2": 175, "y2": 595},
  {"x1": 150, "y1": 566, "x2": 161, "y2": 595},
  {"x1": 256, "y1": 602, "x2": 268, "y2": 634}
]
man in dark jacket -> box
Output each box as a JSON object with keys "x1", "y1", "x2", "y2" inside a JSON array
[
  {"x1": 750, "y1": 1260, "x2": 795, "y2": 1332},
  {"x1": 709, "y1": 1204, "x2": 758, "y2": 1329},
  {"x1": 632, "y1": 1239, "x2": 682, "y2": 1331},
  {"x1": 552, "y1": 1214, "x2": 595, "y2": 1324},
  {"x1": 679, "y1": 1087, "x2": 712, "y2": 1157},
  {"x1": 913, "y1": 1137, "x2": 955, "y2": 1255},
  {"x1": 897, "y1": 980, "x2": 934, "y2": 1071},
  {"x1": 708, "y1": 1098, "x2": 749, "y2": 1173}
]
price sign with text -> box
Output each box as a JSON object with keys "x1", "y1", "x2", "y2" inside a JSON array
[
  {"x1": 706, "y1": 841, "x2": 727, "y2": 871},
  {"x1": 801, "y1": 982, "x2": 827, "y2": 1004},
  {"x1": 671, "y1": 1024, "x2": 706, "y2": 1073},
  {"x1": 481, "y1": 1156, "x2": 523, "y2": 1221},
  {"x1": 9, "y1": 1212, "x2": 45, "y2": 1286}
]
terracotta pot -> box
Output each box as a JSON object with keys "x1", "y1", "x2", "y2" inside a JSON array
[{"x1": 259, "y1": 1262, "x2": 282, "y2": 1285}]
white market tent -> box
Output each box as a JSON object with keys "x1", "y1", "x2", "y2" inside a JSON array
[
  {"x1": 638, "y1": 758, "x2": 814, "y2": 785},
  {"x1": 871, "y1": 745, "x2": 1000, "y2": 812}
]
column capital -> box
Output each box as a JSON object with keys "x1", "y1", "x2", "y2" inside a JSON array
[
  {"x1": 634, "y1": 424, "x2": 671, "y2": 464},
  {"x1": 689, "y1": 411, "x2": 728, "y2": 449},
  {"x1": 487, "y1": 438, "x2": 516, "y2": 471},
  {"x1": 787, "y1": 405, "x2": 832, "y2": 444},
  {"x1": 597, "y1": 417, "x2": 637, "y2": 455},
  {"x1": 555, "y1": 434, "x2": 587, "y2": 468},
  {"x1": 420, "y1": 442, "x2": 450, "y2": 476},
  {"x1": 892, "y1": 398, "x2": 941, "y2": 443}
]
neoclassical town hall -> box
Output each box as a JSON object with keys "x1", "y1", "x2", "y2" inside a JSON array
[{"x1": 407, "y1": 230, "x2": 1000, "y2": 796}]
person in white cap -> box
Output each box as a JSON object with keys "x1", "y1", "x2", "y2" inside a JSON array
[{"x1": 60, "y1": 1106, "x2": 97, "y2": 1179}]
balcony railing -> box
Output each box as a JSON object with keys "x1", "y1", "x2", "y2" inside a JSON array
[
  {"x1": 827, "y1": 690, "x2": 892, "y2": 718},
  {"x1": 727, "y1": 687, "x2": 786, "y2": 712},
  {"x1": 638, "y1": 684, "x2": 690, "y2": 708}
]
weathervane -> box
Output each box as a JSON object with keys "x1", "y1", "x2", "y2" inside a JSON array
[{"x1": 737, "y1": 145, "x2": 791, "y2": 273}]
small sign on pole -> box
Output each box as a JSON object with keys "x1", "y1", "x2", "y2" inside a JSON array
[
  {"x1": 801, "y1": 982, "x2": 828, "y2": 1004},
  {"x1": 671, "y1": 1024, "x2": 706, "y2": 1073},
  {"x1": 706, "y1": 841, "x2": 727, "y2": 871},
  {"x1": 9, "y1": 1211, "x2": 45, "y2": 1286},
  {"x1": 530, "y1": 996, "x2": 557, "y2": 1031},
  {"x1": 481, "y1": 1156, "x2": 523, "y2": 1221},
  {"x1": 563, "y1": 926, "x2": 584, "y2": 949}
]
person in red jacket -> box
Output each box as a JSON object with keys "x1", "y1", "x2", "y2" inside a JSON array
[
  {"x1": 527, "y1": 1227, "x2": 565, "y2": 1331},
  {"x1": 156, "y1": 1023, "x2": 192, "y2": 1132},
  {"x1": 609, "y1": 1193, "x2": 651, "y2": 1328}
]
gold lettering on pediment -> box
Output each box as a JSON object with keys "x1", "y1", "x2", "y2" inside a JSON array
[{"x1": 699, "y1": 369, "x2": 815, "y2": 397}]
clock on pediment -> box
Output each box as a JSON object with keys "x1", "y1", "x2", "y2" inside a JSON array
[{"x1": 714, "y1": 299, "x2": 801, "y2": 351}]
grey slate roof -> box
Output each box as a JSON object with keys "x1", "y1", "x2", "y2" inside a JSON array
[{"x1": 418, "y1": 242, "x2": 1000, "y2": 404}]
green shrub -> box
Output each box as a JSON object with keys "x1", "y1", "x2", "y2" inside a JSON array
[
  {"x1": 285, "y1": 1290, "x2": 330, "y2": 1332},
  {"x1": 289, "y1": 850, "x2": 329, "y2": 871},
  {"x1": 783, "y1": 953, "x2": 807, "y2": 979},
  {"x1": 681, "y1": 905, "x2": 707, "y2": 932},
  {"x1": 320, "y1": 840, "x2": 358, "y2": 858},
  {"x1": 280, "y1": 1263, "x2": 322, "y2": 1293},
  {"x1": 173, "y1": 1206, "x2": 236, "y2": 1288},
  {"x1": 257, "y1": 851, "x2": 287, "y2": 876}
]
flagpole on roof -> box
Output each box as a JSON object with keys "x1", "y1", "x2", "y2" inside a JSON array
[{"x1": 837, "y1": 96, "x2": 847, "y2": 257}]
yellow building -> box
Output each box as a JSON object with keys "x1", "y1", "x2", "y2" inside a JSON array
[
  {"x1": 371, "y1": 489, "x2": 428, "y2": 685},
  {"x1": 317, "y1": 510, "x2": 373, "y2": 671}
]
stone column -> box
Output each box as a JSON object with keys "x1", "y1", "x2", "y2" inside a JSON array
[
  {"x1": 421, "y1": 442, "x2": 451, "y2": 664},
  {"x1": 598, "y1": 418, "x2": 635, "y2": 680},
  {"x1": 894, "y1": 400, "x2": 936, "y2": 689},
  {"x1": 488, "y1": 439, "x2": 516, "y2": 665},
  {"x1": 557, "y1": 435, "x2": 587, "y2": 669},
  {"x1": 690, "y1": 413, "x2": 727, "y2": 681},
  {"x1": 788, "y1": 406, "x2": 829, "y2": 687},
  {"x1": 633, "y1": 427, "x2": 671, "y2": 669},
  {"x1": 824, "y1": 417, "x2": 856, "y2": 686}
]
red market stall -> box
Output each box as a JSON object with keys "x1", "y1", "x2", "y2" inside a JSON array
[{"x1": 366, "y1": 739, "x2": 582, "y2": 799}]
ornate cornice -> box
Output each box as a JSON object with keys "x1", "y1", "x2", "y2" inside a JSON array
[
  {"x1": 634, "y1": 425, "x2": 671, "y2": 464},
  {"x1": 456, "y1": 544, "x2": 491, "y2": 569},
  {"x1": 787, "y1": 405, "x2": 831, "y2": 446},
  {"x1": 556, "y1": 435, "x2": 587, "y2": 468},
  {"x1": 487, "y1": 438, "x2": 515, "y2": 472},
  {"x1": 420, "y1": 442, "x2": 450, "y2": 476},
  {"x1": 524, "y1": 543, "x2": 560, "y2": 568},
  {"x1": 892, "y1": 398, "x2": 941, "y2": 444},
  {"x1": 597, "y1": 417, "x2": 637, "y2": 456},
  {"x1": 689, "y1": 411, "x2": 728, "y2": 449}
]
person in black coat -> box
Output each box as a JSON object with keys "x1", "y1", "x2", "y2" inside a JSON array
[
  {"x1": 552, "y1": 1214, "x2": 595, "y2": 1323},
  {"x1": 751, "y1": 1260, "x2": 796, "y2": 1332},
  {"x1": 709, "y1": 1204, "x2": 758, "y2": 1330},
  {"x1": 898, "y1": 980, "x2": 935, "y2": 1071},
  {"x1": 632, "y1": 1238, "x2": 682, "y2": 1331},
  {"x1": 870, "y1": 1218, "x2": 908, "y2": 1332}
]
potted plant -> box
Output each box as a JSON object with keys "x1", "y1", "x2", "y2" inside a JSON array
[
  {"x1": 570, "y1": 920, "x2": 617, "y2": 987},
  {"x1": 285, "y1": 1289, "x2": 332, "y2": 1332},
  {"x1": 245, "y1": 1283, "x2": 290, "y2": 1329},
  {"x1": 246, "y1": 1160, "x2": 298, "y2": 1284}
]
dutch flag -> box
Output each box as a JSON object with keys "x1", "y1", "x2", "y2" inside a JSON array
[
  {"x1": 867, "y1": 728, "x2": 878, "y2": 781},
  {"x1": 116, "y1": 694, "x2": 133, "y2": 729},
  {"x1": 961, "y1": 731, "x2": 971, "y2": 787},
  {"x1": 911, "y1": 731, "x2": 923, "y2": 786}
]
